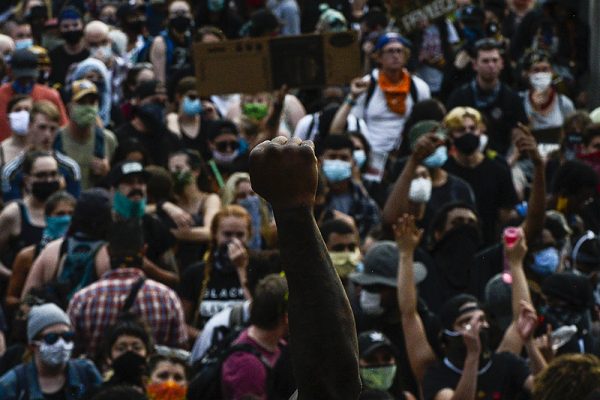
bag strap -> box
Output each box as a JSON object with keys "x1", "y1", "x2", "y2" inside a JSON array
[
  {"x1": 93, "y1": 126, "x2": 106, "y2": 159},
  {"x1": 228, "y1": 303, "x2": 245, "y2": 328},
  {"x1": 54, "y1": 237, "x2": 70, "y2": 279},
  {"x1": 122, "y1": 277, "x2": 146, "y2": 313}
]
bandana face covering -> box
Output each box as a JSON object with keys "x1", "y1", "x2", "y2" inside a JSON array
[
  {"x1": 378, "y1": 69, "x2": 411, "y2": 115},
  {"x1": 146, "y1": 380, "x2": 187, "y2": 400}
]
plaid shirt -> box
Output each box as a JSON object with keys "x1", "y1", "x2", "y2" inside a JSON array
[
  {"x1": 68, "y1": 268, "x2": 187, "y2": 357},
  {"x1": 325, "y1": 181, "x2": 381, "y2": 239}
]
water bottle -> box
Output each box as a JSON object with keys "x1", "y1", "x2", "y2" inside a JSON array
[{"x1": 551, "y1": 325, "x2": 578, "y2": 351}]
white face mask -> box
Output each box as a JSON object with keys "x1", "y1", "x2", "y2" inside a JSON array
[
  {"x1": 9, "y1": 110, "x2": 30, "y2": 136},
  {"x1": 212, "y1": 149, "x2": 239, "y2": 164},
  {"x1": 360, "y1": 290, "x2": 385, "y2": 316},
  {"x1": 529, "y1": 72, "x2": 553, "y2": 91},
  {"x1": 408, "y1": 177, "x2": 432, "y2": 203},
  {"x1": 38, "y1": 338, "x2": 73, "y2": 367},
  {"x1": 90, "y1": 45, "x2": 113, "y2": 63}
]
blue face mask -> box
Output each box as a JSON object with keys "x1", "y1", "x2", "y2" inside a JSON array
[
  {"x1": 530, "y1": 247, "x2": 560, "y2": 276},
  {"x1": 423, "y1": 146, "x2": 448, "y2": 168},
  {"x1": 353, "y1": 150, "x2": 367, "y2": 169},
  {"x1": 182, "y1": 96, "x2": 202, "y2": 116},
  {"x1": 113, "y1": 191, "x2": 146, "y2": 219},
  {"x1": 12, "y1": 79, "x2": 33, "y2": 95},
  {"x1": 15, "y1": 38, "x2": 33, "y2": 50},
  {"x1": 322, "y1": 159, "x2": 352, "y2": 183},
  {"x1": 40, "y1": 215, "x2": 72, "y2": 247}
]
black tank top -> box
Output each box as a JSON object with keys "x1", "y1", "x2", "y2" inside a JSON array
[{"x1": 16, "y1": 201, "x2": 44, "y2": 248}]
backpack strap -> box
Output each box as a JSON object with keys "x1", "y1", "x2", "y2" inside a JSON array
[
  {"x1": 54, "y1": 237, "x2": 70, "y2": 278},
  {"x1": 409, "y1": 76, "x2": 418, "y2": 104},
  {"x1": 93, "y1": 126, "x2": 105, "y2": 159},
  {"x1": 14, "y1": 363, "x2": 29, "y2": 400},
  {"x1": 122, "y1": 277, "x2": 146, "y2": 314},
  {"x1": 364, "y1": 71, "x2": 377, "y2": 112}
]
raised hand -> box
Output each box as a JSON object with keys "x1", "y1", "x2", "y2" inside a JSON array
[
  {"x1": 349, "y1": 77, "x2": 369, "y2": 99},
  {"x1": 504, "y1": 228, "x2": 527, "y2": 266},
  {"x1": 462, "y1": 313, "x2": 483, "y2": 357},
  {"x1": 249, "y1": 137, "x2": 317, "y2": 210},
  {"x1": 514, "y1": 123, "x2": 542, "y2": 166},
  {"x1": 516, "y1": 300, "x2": 539, "y2": 342},
  {"x1": 393, "y1": 214, "x2": 423, "y2": 253},
  {"x1": 411, "y1": 133, "x2": 445, "y2": 162}
]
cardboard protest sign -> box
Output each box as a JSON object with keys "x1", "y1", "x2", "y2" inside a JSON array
[
  {"x1": 193, "y1": 32, "x2": 360, "y2": 96},
  {"x1": 388, "y1": 0, "x2": 457, "y2": 34}
]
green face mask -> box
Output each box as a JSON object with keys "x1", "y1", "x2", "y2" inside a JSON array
[
  {"x1": 242, "y1": 102, "x2": 269, "y2": 121},
  {"x1": 360, "y1": 365, "x2": 397, "y2": 391},
  {"x1": 113, "y1": 191, "x2": 146, "y2": 219},
  {"x1": 329, "y1": 249, "x2": 361, "y2": 278},
  {"x1": 71, "y1": 104, "x2": 98, "y2": 127}
]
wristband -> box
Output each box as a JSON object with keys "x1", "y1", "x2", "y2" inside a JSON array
[{"x1": 345, "y1": 96, "x2": 357, "y2": 106}]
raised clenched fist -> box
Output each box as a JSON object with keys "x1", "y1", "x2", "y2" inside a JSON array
[{"x1": 249, "y1": 136, "x2": 318, "y2": 210}]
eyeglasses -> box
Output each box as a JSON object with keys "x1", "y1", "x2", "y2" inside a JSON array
[
  {"x1": 37, "y1": 331, "x2": 75, "y2": 345},
  {"x1": 382, "y1": 47, "x2": 404, "y2": 55},
  {"x1": 215, "y1": 140, "x2": 240, "y2": 152},
  {"x1": 32, "y1": 170, "x2": 59, "y2": 180}
]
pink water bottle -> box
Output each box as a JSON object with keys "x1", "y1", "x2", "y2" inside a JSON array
[{"x1": 502, "y1": 227, "x2": 520, "y2": 284}]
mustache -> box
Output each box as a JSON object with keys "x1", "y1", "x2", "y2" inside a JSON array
[{"x1": 127, "y1": 189, "x2": 145, "y2": 198}]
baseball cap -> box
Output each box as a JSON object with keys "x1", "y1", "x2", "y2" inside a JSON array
[
  {"x1": 10, "y1": 49, "x2": 38, "y2": 79},
  {"x1": 349, "y1": 241, "x2": 426, "y2": 287},
  {"x1": 408, "y1": 120, "x2": 446, "y2": 150},
  {"x1": 440, "y1": 293, "x2": 481, "y2": 330},
  {"x1": 358, "y1": 330, "x2": 394, "y2": 358},
  {"x1": 484, "y1": 274, "x2": 512, "y2": 331},
  {"x1": 108, "y1": 161, "x2": 148, "y2": 187},
  {"x1": 71, "y1": 79, "x2": 99, "y2": 102},
  {"x1": 134, "y1": 79, "x2": 166, "y2": 100}
]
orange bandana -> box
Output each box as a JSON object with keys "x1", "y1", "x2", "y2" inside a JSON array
[{"x1": 378, "y1": 69, "x2": 411, "y2": 115}]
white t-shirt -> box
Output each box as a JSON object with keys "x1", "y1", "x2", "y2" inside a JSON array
[
  {"x1": 351, "y1": 69, "x2": 431, "y2": 154},
  {"x1": 293, "y1": 112, "x2": 370, "y2": 141},
  {"x1": 522, "y1": 91, "x2": 575, "y2": 130}
]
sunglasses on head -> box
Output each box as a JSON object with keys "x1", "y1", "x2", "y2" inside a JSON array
[
  {"x1": 215, "y1": 140, "x2": 240, "y2": 152},
  {"x1": 37, "y1": 331, "x2": 75, "y2": 345}
]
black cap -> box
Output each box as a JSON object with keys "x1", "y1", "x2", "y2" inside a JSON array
[
  {"x1": 134, "y1": 79, "x2": 165, "y2": 100},
  {"x1": 440, "y1": 294, "x2": 481, "y2": 330},
  {"x1": 108, "y1": 161, "x2": 148, "y2": 187},
  {"x1": 10, "y1": 49, "x2": 38, "y2": 79},
  {"x1": 541, "y1": 272, "x2": 594, "y2": 311},
  {"x1": 206, "y1": 119, "x2": 239, "y2": 141},
  {"x1": 358, "y1": 330, "x2": 394, "y2": 358},
  {"x1": 349, "y1": 241, "x2": 426, "y2": 288}
]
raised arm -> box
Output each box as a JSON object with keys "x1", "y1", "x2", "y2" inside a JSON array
[
  {"x1": 330, "y1": 78, "x2": 368, "y2": 134},
  {"x1": 382, "y1": 133, "x2": 442, "y2": 226},
  {"x1": 249, "y1": 137, "x2": 360, "y2": 400},
  {"x1": 394, "y1": 214, "x2": 436, "y2": 385}
]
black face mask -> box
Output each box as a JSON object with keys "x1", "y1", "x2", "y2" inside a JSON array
[
  {"x1": 214, "y1": 242, "x2": 235, "y2": 273},
  {"x1": 61, "y1": 29, "x2": 84, "y2": 45},
  {"x1": 170, "y1": 15, "x2": 191, "y2": 33},
  {"x1": 454, "y1": 133, "x2": 480, "y2": 155},
  {"x1": 111, "y1": 351, "x2": 147, "y2": 387},
  {"x1": 433, "y1": 224, "x2": 482, "y2": 290},
  {"x1": 135, "y1": 103, "x2": 166, "y2": 131},
  {"x1": 444, "y1": 327, "x2": 492, "y2": 369},
  {"x1": 126, "y1": 19, "x2": 145, "y2": 35},
  {"x1": 31, "y1": 180, "x2": 60, "y2": 202}
]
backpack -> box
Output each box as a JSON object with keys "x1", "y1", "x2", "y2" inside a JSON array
[
  {"x1": 187, "y1": 334, "x2": 273, "y2": 399},
  {"x1": 41, "y1": 236, "x2": 106, "y2": 309}
]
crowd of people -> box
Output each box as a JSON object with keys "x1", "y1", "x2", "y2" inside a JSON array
[{"x1": 0, "y1": 0, "x2": 599, "y2": 399}]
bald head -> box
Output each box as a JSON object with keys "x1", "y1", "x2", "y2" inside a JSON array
[
  {"x1": 84, "y1": 20, "x2": 111, "y2": 51},
  {"x1": 168, "y1": 1, "x2": 192, "y2": 18},
  {"x1": 0, "y1": 34, "x2": 15, "y2": 58}
]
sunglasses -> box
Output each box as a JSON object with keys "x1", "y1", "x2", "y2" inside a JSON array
[
  {"x1": 215, "y1": 141, "x2": 240, "y2": 152},
  {"x1": 38, "y1": 331, "x2": 75, "y2": 345}
]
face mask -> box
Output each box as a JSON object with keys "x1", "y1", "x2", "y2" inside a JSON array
[
  {"x1": 15, "y1": 38, "x2": 33, "y2": 50},
  {"x1": 409, "y1": 177, "x2": 432, "y2": 203},
  {"x1": 530, "y1": 72, "x2": 553, "y2": 91},
  {"x1": 90, "y1": 45, "x2": 113, "y2": 62},
  {"x1": 42, "y1": 215, "x2": 71, "y2": 243},
  {"x1": 423, "y1": 146, "x2": 447, "y2": 168},
  {"x1": 146, "y1": 380, "x2": 187, "y2": 400},
  {"x1": 212, "y1": 149, "x2": 239, "y2": 164},
  {"x1": 322, "y1": 159, "x2": 352, "y2": 183},
  {"x1": 214, "y1": 242, "x2": 236, "y2": 273},
  {"x1": 242, "y1": 102, "x2": 269, "y2": 121},
  {"x1": 113, "y1": 190, "x2": 146, "y2": 219},
  {"x1": 207, "y1": 0, "x2": 226, "y2": 12},
  {"x1": 12, "y1": 80, "x2": 34, "y2": 95},
  {"x1": 182, "y1": 96, "x2": 202, "y2": 116},
  {"x1": 126, "y1": 19, "x2": 145, "y2": 35},
  {"x1": 330, "y1": 248, "x2": 361, "y2": 278},
  {"x1": 433, "y1": 224, "x2": 481, "y2": 290},
  {"x1": 71, "y1": 104, "x2": 98, "y2": 127},
  {"x1": 136, "y1": 103, "x2": 166, "y2": 129},
  {"x1": 353, "y1": 150, "x2": 367, "y2": 169},
  {"x1": 443, "y1": 327, "x2": 492, "y2": 369},
  {"x1": 31, "y1": 180, "x2": 60, "y2": 202},
  {"x1": 170, "y1": 16, "x2": 191, "y2": 33},
  {"x1": 530, "y1": 247, "x2": 560, "y2": 276},
  {"x1": 9, "y1": 110, "x2": 30, "y2": 136},
  {"x1": 38, "y1": 337, "x2": 73, "y2": 367},
  {"x1": 454, "y1": 133, "x2": 480, "y2": 155},
  {"x1": 543, "y1": 305, "x2": 587, "y2": 331},
  {"x1": 61, "y1": 29, "x2": 84, "y2": 45},
  {"x1": 112, "y1": 351, "x2": 147, "y2": 387},
  {"x1": 172, "y1": 171, "x2": 194, "y2": 194},
  {"x1": 360, "y1": 365, "x2": 397, "y2": 391},
  {"x1": 360, "y1": 290, "x2": 384, "y2": 316}
]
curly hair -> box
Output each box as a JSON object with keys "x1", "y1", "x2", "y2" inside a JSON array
[{"x1": 533, "y1": 353, "x2": 600, "y2": 400}]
